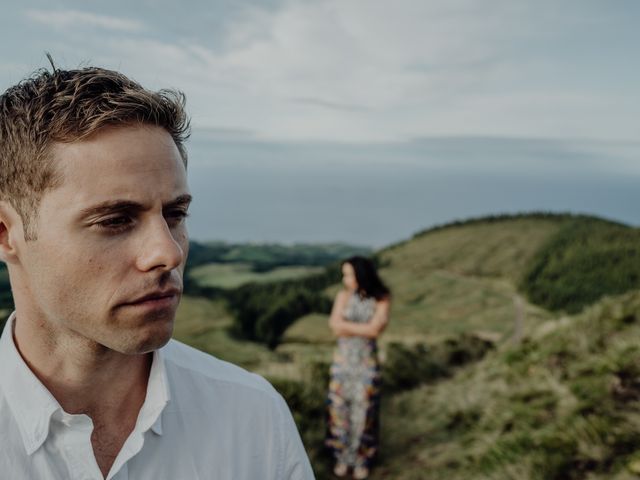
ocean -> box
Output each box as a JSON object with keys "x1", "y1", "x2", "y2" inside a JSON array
[{"x1": 185, "y1": 134, "x2": 640, "y2": 248}]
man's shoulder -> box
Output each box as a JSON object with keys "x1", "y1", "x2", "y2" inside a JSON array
[{"x1": 160, "y1": 338, "x2": 279, "y2": 400}]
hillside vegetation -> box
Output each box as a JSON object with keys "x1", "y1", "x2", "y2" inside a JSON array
[
  {"x1": 372, "y1": 290, "x2": 640, "y2": 479},
  {"x1": 522, "y1": 217, "x2": 640, "y2": 313}
]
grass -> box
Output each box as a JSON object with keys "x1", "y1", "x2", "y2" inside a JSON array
[{"x1": 188, "y1": 262, "x2": 323, "y2": 289}]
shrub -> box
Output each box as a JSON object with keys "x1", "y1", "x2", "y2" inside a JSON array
[
  {"x1": 383, "y1": 335, "x2": 494, "y2": 393},
  {"x1": 226, "y1": 272, "x2": 333, "y2": 348},
  {"x1": 383, "y1": 342, "x2": 448, "y2": 392},
  {"x1": 442, "y1": 333, "x2": 494, "y2": 367},
  {"x1": 521, "y1": 219, "x2": 640, "y2": 313}
]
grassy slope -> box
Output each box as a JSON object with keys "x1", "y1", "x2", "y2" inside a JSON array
[
  {"x1": 378, "y1": 217, "x2": 561, "y2": 340},
  {"x1": 376, "y1": 290, "x2": 640, "y2": 479}
]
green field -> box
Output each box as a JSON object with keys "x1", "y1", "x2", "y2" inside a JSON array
[{"x1": 188, "y1": 262, "x2": 324, "y2": 289}]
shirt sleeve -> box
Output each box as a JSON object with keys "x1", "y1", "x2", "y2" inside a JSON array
[{"x1": 275, "y1": 393, "x2": 316, "y2": 479}]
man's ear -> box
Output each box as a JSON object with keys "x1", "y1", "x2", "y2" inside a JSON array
[{"x1": 0, "y1": 201, "x2": 24, "y2": 264}]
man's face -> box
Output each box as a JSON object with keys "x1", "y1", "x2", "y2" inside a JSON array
[{"x1": 16, "y1": 124, "x2": 190, "y2": 355}]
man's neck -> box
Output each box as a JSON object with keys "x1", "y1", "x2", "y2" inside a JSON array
[{"x1": 12, "y1": 313, "x2": 151, "y2": 418}]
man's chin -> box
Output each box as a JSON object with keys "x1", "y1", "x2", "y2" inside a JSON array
[
  {"x1": 134, "y1": 333, "x2": 173, "y2": 355},
  {"x1": 118, "y1": 321, "x2": 175, "y2": 355}
]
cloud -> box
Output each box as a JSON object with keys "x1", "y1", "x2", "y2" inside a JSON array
[
  {"x1": 218, "y1": 0, "x2": 522, "y2": 107},
  {"x1": 193, "y1": 126, "x2": 258, "y2": 141},
  {"x1": 25, "y1": 9, "x2": 145, "y2": 33},
  {"x1": 163, "y1": 0, "x2": 637, "y2": 142},
  {"x1": 89, "y1": 1, "x2": 526, "y2": 141},
  {"x1": 12, "y1": 1, "x2": 639, "y2": 143},
  {"x1": 289, "y1": 97, "x2": 371, "y2": 112}
]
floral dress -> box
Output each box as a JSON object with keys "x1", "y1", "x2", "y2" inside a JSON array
[{"x1": 325, "y1": 293, "x2": 381, "y2": 470}]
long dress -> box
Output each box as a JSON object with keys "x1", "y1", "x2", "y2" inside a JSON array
[{"x1": 325, "y1": 292, "x2": 381, "y2": 470}]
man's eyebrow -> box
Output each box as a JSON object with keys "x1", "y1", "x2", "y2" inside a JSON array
[
  {"x1": 164, "y1": 194, "x2": 193, "y2": 208},
  {"x1": 79, "y1": 194, "x2": 193, "y2": 218},
  {"x1": 79, "y1": 200, "x2": 143, "y2": 218}
]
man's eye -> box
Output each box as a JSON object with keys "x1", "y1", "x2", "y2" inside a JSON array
[
  {"x1": 165, "y1": 210, "x2": 189, "y2": 225},
  {"x1": 96, "y1": 216, "x2": 133, "y2": 231}
]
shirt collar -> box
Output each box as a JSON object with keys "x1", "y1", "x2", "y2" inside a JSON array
[
  {"x1": 0, "y1": 312, "x2": 171, "y2": 453},
  {"x1": 139, "y1": 346, "x2": 170, "y2": 436},
  {"x1": 0, "y1": 313, "x2": 61, "y2": 455}
]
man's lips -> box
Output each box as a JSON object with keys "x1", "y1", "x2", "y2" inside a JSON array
[{"x1": 122, "y1": 288, "x2": 182, "y2": 306}]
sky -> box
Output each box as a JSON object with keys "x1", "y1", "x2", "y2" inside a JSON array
[{"x1": 1, "y1": 1, "x2": 639, "y2": 246}]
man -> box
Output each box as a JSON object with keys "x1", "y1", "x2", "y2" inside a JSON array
[{"x1": 0, "y1": 63, "x2": 315, "y2": 479}]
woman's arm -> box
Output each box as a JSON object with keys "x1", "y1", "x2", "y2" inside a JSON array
[
  {"x1": 330, "y1": 297, "x2": 390, "y2": 339},
  {"x1": 328, "y1": 290, "x2": 350, "y2": 333}
]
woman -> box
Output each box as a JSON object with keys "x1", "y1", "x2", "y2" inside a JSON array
[{"x1": 326, "y1": 256, "x2": 391, "y2": 479}]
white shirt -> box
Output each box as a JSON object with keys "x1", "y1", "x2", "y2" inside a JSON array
[{"x1": 0, "y1": 313, "x2": 315, "y2": 480}]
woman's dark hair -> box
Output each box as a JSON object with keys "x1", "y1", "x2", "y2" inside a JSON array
[{"x1": 343, "y1": 256, "x2": 390, "y2": 300}]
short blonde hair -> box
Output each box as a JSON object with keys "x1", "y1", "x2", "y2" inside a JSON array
[{"x1": 0, "y1": 61, "x2": 190, "y2": 239}]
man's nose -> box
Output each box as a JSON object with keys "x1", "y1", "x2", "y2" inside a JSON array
[{"x1": 136, "y1": 218, "x2": 184, "y2": 273}]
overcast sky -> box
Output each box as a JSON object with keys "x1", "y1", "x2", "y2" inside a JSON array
[
  {"x1": 1, "y1": 1, "x2": 638, "y2": 244},
  {"x1": 2, "y1": 0, "x2": 638, "y2": 143}
]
